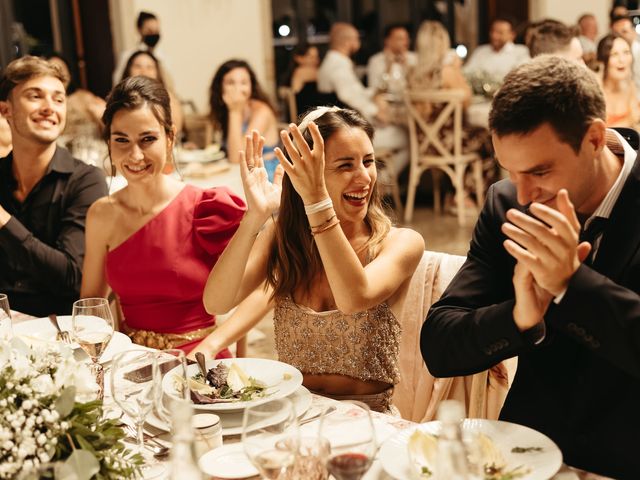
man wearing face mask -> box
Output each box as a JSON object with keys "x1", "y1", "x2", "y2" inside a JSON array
[{"x1": 112, "y1": 11, "x2": 170, "y2": 87}]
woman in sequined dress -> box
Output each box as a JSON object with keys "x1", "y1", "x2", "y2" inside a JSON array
[{"x1": 203, "y1": 107, "x2": 424, "y2": 412}]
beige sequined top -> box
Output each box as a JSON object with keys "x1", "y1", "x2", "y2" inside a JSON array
[{"x1": 273, "y1": 296, "x2": 401, "y2": 385}]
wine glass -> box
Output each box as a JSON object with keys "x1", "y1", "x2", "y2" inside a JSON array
[
  {"x1": 111, "y1": 349, "x2": 165, "y2": 477},
  {"x1": 153, "y1": 348, "x2": 189, "y2": 429},
  {"x1": 242, "y1": 398, "x2": 299, "y2": 479},
  {"x1": 320, "y1": 401, "x2": 376, "y2": 480},
  {"x1": 71, "y1": 298, "x2": 114, "y2": 399},
  {"x1": 0, "y1": 294, "x2": 12, "y2": 341}
]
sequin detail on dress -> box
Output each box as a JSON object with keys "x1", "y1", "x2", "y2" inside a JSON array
[{"x1": 273, "y1": 296, "x2": 401, "y2": 385}]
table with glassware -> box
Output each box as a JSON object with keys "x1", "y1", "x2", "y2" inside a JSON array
[{"x1": 4, "y1": 302, "x2": 614, "y2": 480}]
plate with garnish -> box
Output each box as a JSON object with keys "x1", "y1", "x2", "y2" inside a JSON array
[
  {"x1": 379, "y1": 419, "x2": 562, "y2": 480},
  {"x1": 162, "y1": 357, "x2": 303, "y2": 412}
]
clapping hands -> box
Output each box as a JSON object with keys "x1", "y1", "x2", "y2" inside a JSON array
[{"x1": 239, "y1": 131, "x2": 283, "y2": 222}]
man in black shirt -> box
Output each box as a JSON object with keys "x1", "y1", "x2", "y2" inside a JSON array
[{"x1": 0, "y1": 56, "x2": 107, "y2": 316}]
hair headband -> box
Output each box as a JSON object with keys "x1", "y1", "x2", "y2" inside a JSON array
[{"x1": 297, "y1": 106, "x2": 342, "y2": 133}]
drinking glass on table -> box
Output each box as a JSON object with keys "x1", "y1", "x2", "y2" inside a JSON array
[
  {"x1": 71, "y1": 298, "x2": 114, "y2": 399},
  {"x1": 242, "y1": 397, "x2": 299, "y2": 479},
  {"x1": 320, "y1": 400, "x2": 376, "y2": 480},
  {"x1": 153, "y1": 348, "x2": 190, "y2": 427},
  {"x1": 111, "y1": 349, "x2": 165, "y2": 477},
  {"x1": 0, "y1": 294, "x2": 12, "y2": 341}
]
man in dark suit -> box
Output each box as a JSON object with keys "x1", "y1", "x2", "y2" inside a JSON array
[{"x1": 421, "y1": 55, "x2": 640, "y2": 478}]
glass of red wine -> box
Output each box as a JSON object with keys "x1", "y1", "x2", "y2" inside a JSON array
[{"x1": 321, "y1": 400, "x2": 376, "y2": 480}]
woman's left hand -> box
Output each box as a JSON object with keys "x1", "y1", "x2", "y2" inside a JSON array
[{"x1": 275, "y1": 122, "x2": 329, "y2": 204}]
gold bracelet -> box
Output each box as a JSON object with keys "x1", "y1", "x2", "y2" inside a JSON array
[
  {"x1": 310, "y1": 214, "x2": 337, "y2": 230},
  {"x1": 311, "y1": 217, "x2": 340, "y2": 236}
]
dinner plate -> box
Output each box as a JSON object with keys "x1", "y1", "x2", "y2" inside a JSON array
[
  {"x1": 198, "y1": 443, "x2": 258, "y2": 479},
  {"x1": 13, "y1": 316, "x2": 132, "y2": 363},
  {"x1": 176, "y1": 147, "x2": 226, "y2": 164},
  {"x1": 146, "y1": 385, "x2": 313, "y2": 436},
  {"x1": 162, "y1": 357, "x2": 303, "y2": 412},
  {"x1": 379, "y1": 419, "x2": 562, "y2": 480}
]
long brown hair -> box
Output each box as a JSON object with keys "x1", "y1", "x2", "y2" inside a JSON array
[{"x1": 266, "y1": 108, "x2": 391, "y2": 300}]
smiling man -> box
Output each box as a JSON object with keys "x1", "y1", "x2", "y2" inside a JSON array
[
  {"x1": 421, "y1": 55, "x2": 640, "y2": 478},
  {"x1": 0, "y1": 56, "x2": 107, "y2": 316}
]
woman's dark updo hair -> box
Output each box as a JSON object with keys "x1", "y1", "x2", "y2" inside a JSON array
[{"x1": 102, "y1": 75, "x2": 174, "y2": 142}]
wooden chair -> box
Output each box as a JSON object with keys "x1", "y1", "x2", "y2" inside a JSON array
[
  {"x1": 403, "y1": 90, "x2": 484, "y2": 225},
  {"x1": 278, "y1": 86, "x2": 298, "y2": 123},
  {"x1": 393, "y1": 250, "x2": 517, "y2": 422}
]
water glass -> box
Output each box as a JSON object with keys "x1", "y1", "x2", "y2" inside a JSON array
[
  {"x1": 242, "y1": 398, "x2": 299, "y2": 479},
  {"x1": 0, "y1": 294, "x2": 12, "y2": 341},
  {"x1": 282, "y1": 436, "x2": 330, "y2": 480}
]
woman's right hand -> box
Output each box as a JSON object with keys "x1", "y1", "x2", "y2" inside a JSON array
[
  {"x1": 239, "y1": 130, "x2": 284, "y2": 222},
  {"x1": 223, "y1": 88, "x2": 248, "y2": 112}
]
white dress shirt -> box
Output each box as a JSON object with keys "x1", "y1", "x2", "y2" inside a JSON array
[
  {"x1": 366, "y1": 50, "x2": 417, "y2": 95},
  {"x1": 318, "y1": 50, "x2": 378, "y2": 120},
  {"x1": 463, "y1": 42, "x2": 530, "y2": 81}
]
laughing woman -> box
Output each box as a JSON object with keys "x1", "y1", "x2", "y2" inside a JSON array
[
  {"x1": 203, "y1": 107, "x2": 424, "y2": 413},
  {"x1": 80, "y1": 76, "x2": 263, "y2": 356}
]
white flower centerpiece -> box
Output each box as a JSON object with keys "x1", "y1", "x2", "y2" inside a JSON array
[{"x1": 0, "y1": 338, "x2": 142, "y2": 479}]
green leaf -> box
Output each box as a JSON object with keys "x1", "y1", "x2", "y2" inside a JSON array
[
  {"x1": 55, "y1": 387, "x2": 76, "y2": 418},
  {"x1": 64, "y1": 449, "x2": 100, "y2": 480}
]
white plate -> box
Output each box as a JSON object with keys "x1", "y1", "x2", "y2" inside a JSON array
[
  {"x1": 146, "y1": 386, "x2": 313, "y2": 436},
  {"x1": 198, "y1": 443, "x2": 258, "y2": 479},
  {"x1": 379, "y1": 419, "x2": 562, "y2": 480},
  {"x1": 162, "y1": 357, "x2": 303, "y2": 412},
  {"x1": 13, "y1": 316, "x2": 132, "y2": 363},
  {"x1": 176, "y1": 147, "x2": 225, "y2": 163}
]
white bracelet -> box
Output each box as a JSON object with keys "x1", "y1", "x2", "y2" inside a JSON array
[{"x1": 304, "y1": 197, "x2": 333, "y2": 215}]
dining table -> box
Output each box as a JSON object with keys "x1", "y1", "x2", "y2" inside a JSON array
[{"x1": 9, "y1": 310, "x2": 614, "y2": 480}]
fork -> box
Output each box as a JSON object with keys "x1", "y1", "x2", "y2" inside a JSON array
[{"x1": 48, "y1": 314, "x2": 72, "y2": 344}]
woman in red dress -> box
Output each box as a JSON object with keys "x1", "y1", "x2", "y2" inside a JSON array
[{"x1": 81, "y1": 76, "x2": 247, "y2": 356}]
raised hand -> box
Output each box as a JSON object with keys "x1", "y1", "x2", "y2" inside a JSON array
[
  {"x1": 239, "y1": 130, "x2": 283, "y2": 222},
  {"x1": 275, "y1": 122, "x2": 329, "y2": 205}
]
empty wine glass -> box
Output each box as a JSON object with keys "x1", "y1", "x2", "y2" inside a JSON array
[
  {"x1": 0, "y1": 294, "x2": 12, "y2": 341},
  {"x1": 242, "y1": 398, "x2": 299, "y2": 479},
  {"x1": 111, "y1": 349, "x2": 165, "y2": 477},
  {"x1": 71, "y1": 298, "x2": 114, "y2": 399},
  {"x1": 321, "y1": 401, "x2": 376, "y2": 480},
  {"x1": 153, "y1": 348, "x2": 189, "y2": 429}
]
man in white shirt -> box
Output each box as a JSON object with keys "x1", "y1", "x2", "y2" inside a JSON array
[
  {"x1": 318, "y1": 23, "x2": 408, "y2": 178},
  {"x1": 611, "y1": 15, "x2": 640, "y2": 96},
  {"x1": 577, "y1": 13, "x2": 598, "y2": 60},
  {"x1": 366, "y1": 24, "x2": 417, "y2": 96},
  {"x1": 463, "y1": 17, "x2": 530, "y2": 81}
]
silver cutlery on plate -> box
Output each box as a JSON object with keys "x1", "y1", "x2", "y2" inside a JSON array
[{"x1": 48, "y1": 314, "x2": 72, "y2": 344}]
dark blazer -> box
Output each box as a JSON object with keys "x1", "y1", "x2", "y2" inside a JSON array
[{"x1": 422, "y1": 142, "x2": 640, "y2": 478}]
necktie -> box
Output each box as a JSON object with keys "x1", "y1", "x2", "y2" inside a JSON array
[{"x1": 579, "y1": 217, "x2": 608, "y2": 265}]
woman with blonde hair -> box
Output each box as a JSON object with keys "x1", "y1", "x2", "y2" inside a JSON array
[
  {"x1": 597, "y1": 33, "x2": 640, "y2": 129},
  {"x1": 410, "y1": 20, "x2": 470, "y2": 100},
  {"x1": 203, "y1": 107, "x2": 424, "y2": 413}
]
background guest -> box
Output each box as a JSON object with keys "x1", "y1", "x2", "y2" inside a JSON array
[
  {"x1": 0, "y1": 56, "x2": 107, "y2": 316},
  {"x1": 463, "y1": 17, "x2": 530, "y2": 82},
  {"x1": 366, "y1": 23, "x2": 417, "y2": 96},
  {"x1": 286, "y1": 43, "x2": 322, "y2": 118},
  {"x1": 527, "y1": 19, "x2": 584, "y2": 62},
  {"x1": 203, "y1": 108, "x2": 424, "y2": 412},
  {"x1": 46, "y1": 53, "x2": 106, "y2": 143},
  {"x1": 121, "y1": 50, "x2": 183, "y2": 135},
  {"x1": 577, "y1": 13, "x2": 599, "y2": 64},
  {"x1": 597, "y1": 33, "x2": 640, "y2": 128},
  {"x1": 81, "y1": 76, "x2": 246, "y2": 355},
  {"x1": 610, "y1": 15, "x2": 640, "y2": 96},
  {"x1": 208, "y1": 59, "x2": 280, "y2": 179}
]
